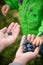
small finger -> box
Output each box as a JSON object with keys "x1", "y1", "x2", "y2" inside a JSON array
[
  {"x1": 12, "y1": 23, "x2": 18, "y2": 32},
  {"x1": 13, "y1": 24, "x2": 20, "y2": 34},
  {"x1": 31, "y1": 34, "x2": 35, "y2": 42},
  {"x1": 20, "y1": 35, "x2": 26, "y2": 46},
  {"x1": 33, "y1": 39, "x2": 37, "y2": 45},
  {"x1": 36, "y1": 40, "x2": 40, "y2": 46},
  {"x1": 7, "y1": 22, "x2": 15, "y2": 32},
  {"x1": 12, "y1": 25, "x2": 20, "y2": 41},
  {"x1": 34, "y1": 47, "x2": 40, "y2": 57},
  {"x1": 27, "y1": 34, "x2": 31, "y2": 42}
]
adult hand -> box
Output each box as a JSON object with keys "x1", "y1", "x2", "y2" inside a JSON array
[{"x1": 0, "y1": 22, "x2": 20, "y2": 52}]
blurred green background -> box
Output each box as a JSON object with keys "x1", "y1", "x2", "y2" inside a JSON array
[{"x1": 0, "y1": 0, "x2": 43, "y2": 65}]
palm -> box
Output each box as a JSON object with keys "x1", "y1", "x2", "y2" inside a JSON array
[{"x1": 0, "y1": 22, "x2": 20, "y2": 52}]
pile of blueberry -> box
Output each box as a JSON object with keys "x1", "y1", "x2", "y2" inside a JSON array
[
  {"x1": 22, "y1": 38, "x2": 43, "y2": 56},
  {"x1": 22, "y1": 39, "x2": 36, "y2": 53}
]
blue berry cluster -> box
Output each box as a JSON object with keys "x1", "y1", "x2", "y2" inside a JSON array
[
  {"x1": 22, "y1": 39, "x2": 36, "y2": 53},
  {"x1": 23, "y1": 39, "x2": 43, "y2": 56}
]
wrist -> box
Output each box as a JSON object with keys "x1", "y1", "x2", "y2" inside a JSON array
[
  {"x1": 13, "y1": 58, "x2": 23, "y2": 64},
  {"x1": 13, "y1": 58, "x2": 26, "y2": 65},
  {"x1": 9, "y1": 62, "x2": 23, "y2": 65}
]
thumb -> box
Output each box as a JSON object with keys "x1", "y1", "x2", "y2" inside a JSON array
[
  {"x1": 0, "y1": 27, "x2": 7, "y2": 33},
  {"x1": 34, "y1": 47, "x2": 40, "y2": 57}
]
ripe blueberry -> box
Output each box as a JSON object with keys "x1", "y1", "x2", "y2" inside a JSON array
[{"x1": 8, "y1": 31, "x2": 12, "y2": 35}]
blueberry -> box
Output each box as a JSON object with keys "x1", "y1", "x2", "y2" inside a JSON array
[
  {"x1": 23, "y1": 39, "x2": 29, "y2": 45},
  {"x1": 27, "y1": 44, "x2": 34, "y2": 52},
  {"x1": 23, "y1": 45, "x2": 26, "y2": 50},
  {"x1": 28, "y1": 48, "x2": 32, "y2": 52},
  {"x1": 27, "y1": 44, "x2": 31, "y2": 48},
  {"x1": 23, "y1": 45, "x2": 28, "y2": 53},
  {"x1": 23, "y1": 40, "x2": 30, "y2": 49},
  {"x1": 33, "y1": 45, "x2": 36, "y2": 49},
  {"x1": 32, "y1": 45, "x2": 36, "y2": 52},
  {"x1": 30, "y1": 45, "x2": 34, "y2": 49},
  {"x1": 8, "y1": 31, "x2": 12, "y2": 35}
]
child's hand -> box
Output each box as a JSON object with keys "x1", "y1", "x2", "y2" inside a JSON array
[
  {"x1": 0, "y1": 22, "x2": 20, "y2": 52},
  {"x1": 27, "y1": 34, "x2": 35, "y2": 43},
  {"x1": 33, "y1": 36, "x2": 43, "y2": 46},
  {"x1": 2, "y1": 5, "x2": 10, "y2": 16},
  {"x1": 13, "y1": 35, "x2": 39, "y2": 65}
]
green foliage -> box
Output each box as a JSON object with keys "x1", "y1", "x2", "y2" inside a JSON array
[{"x1": 19, "y1": 0, "x2": 43, "y2": 35}]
